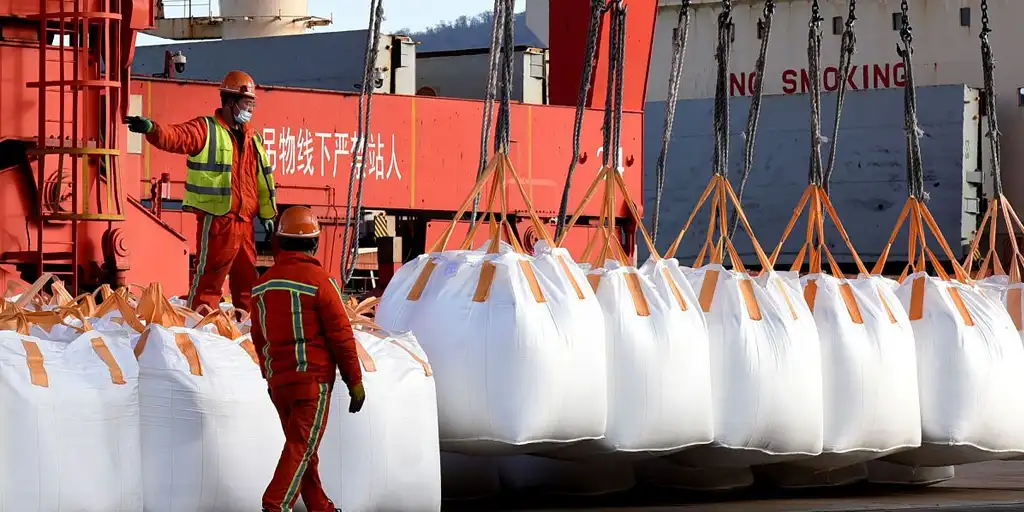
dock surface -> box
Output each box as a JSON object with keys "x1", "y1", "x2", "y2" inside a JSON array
[{"x1": 443, "y1": 461, "x2": 1024, "y2": 511}]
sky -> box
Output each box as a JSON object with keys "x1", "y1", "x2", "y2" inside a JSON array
[{"x1": 138, "y1": 0, "x2": 527, "y2": 46}]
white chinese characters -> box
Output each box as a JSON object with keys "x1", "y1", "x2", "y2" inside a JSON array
[{"x1": 261, "y1": 127, "x2": 402, "y2": 181}]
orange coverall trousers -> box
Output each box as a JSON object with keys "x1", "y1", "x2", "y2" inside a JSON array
[
  {"x1": 263, "y1": 382, "x2": 336, "y2": 512},
  {"x1": 187, "y1": 212, "x2": 258, "y2": 313}
]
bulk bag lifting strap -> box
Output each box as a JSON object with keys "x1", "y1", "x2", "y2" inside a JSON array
[{"x1": 406, "y1": 153, "x2": 559, "y2": 305}]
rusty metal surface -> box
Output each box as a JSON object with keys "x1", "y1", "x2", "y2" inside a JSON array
[{"x1": 443, "y1": 462, "x2": 1024, "y2": 511}]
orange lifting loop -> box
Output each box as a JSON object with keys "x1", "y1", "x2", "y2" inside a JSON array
[
  {"x1": 963, "y1": 194, "x2": 1024, "y2": 329},
  {"x1": 770, "y1": 184, "x2": 870, "y2": 324},
  {"x1": 556, "y1": 164, "x2": 657, "y2": 316},
  {"x1": 415, "y1": 154, "x2": 554, "y2": 305},
  {"x1": 664, "y1": 175, "x2": 774, "y2": 321},
  {"x1": 874, "y1": 197, "x2": 974, "y2": 326}
]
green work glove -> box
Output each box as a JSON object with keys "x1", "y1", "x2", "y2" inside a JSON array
[
  {"x1": 348, "y1": 382, "x2": 365, "y2": 413},
  {"x1": 126, "y1": 116, "x2": 154, "y2": 134}
]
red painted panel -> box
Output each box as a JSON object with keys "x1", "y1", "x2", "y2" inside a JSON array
[
  {"x1": 548, "y1": 0, "x2": 658, "y2": 113},
  {"x1": 2, "y1": 0, "x2": 106, "y2": 18},
  {"x1": 129, "y1": 78, "x2": 644, "y2": 220}
]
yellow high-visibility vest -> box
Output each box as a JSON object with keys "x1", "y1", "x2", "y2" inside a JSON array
[{"x1": 184, "y1": 116, "x2": 277, "y2": 219}]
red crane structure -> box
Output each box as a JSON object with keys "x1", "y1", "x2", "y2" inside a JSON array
[{"x1": 0, "y1": 0, "x2": 657, "y2": 297}]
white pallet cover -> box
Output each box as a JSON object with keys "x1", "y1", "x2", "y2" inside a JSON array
[
  {"x1": 497, "y1": 455, "x2": 635, "y2": 496},
  {"x1": 866, "y1": 460, "x2": 954, "y2": 486},
  {"x1": 632, "y1": 459, "x2": 753, "y2": 491},
  {"x1": 375, "y1": 244, "x2": 606, "y2": 455},
  {"x1": 134, "y1": 323, "x2": 285, "y2": 512},
  {"x1": 883, "y1": 272, "x2": 1024, "y2": 466},
  {"x1": 755, "y1": 462, "x2": 868, "y2": 489},
  {"x1": 319, "y1": 330, "x2": 441, "y2": 512},
  {"x1": 670, "y1": 265, "x2": 823, "y2": 467},
  {"x1": 786, "y1": 273, "x2": 921, "y2": 470},
  {"x1": 0, "y1": 329, "x2": 143, "y2": 511}
]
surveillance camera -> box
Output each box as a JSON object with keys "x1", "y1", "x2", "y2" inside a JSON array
[
  {"x1": 171, "y1": 51, "x2": 187, "y2": 74},
  {"x1": 373, "y1": 68, "x2": 385, "y2": 90}
]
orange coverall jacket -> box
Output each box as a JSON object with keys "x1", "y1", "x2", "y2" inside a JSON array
[
  {"x1": 145, "y1": 110, "x2": 260, "y2": 220},
  {"x1": 250, "y1": 251, "x2": 363, "y2": 390}
]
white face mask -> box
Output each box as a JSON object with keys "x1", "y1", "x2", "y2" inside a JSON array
[{"x1": 235, "y1": 108, "x2": 252, "y2": 124}]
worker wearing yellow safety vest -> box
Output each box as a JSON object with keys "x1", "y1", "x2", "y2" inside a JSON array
[{"x1": 126, "y1": 70, "x2": 277, "y2": 314}]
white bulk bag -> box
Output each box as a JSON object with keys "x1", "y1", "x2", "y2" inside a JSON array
[
  {"x1": 135, "y1": 322, "x2": 285, "y2": 512},
  {"x1": 883, "y1": 273, "x2": 1024, "y2": 466},
  {"x1": 376, "y1": 243, "x2": 606, "y2": 455},
  {"x1": 671, "y1": 265, "x2": 823, "y2": 467},
  {"x1": 319, "y1": 330, "x2": 441, "y2": 512},
  {"x1": 784, "y1": 273, "x2": 921, "y2": 470},
  {"x1": 976, "y1": 275, "x2": 1009, "y2": 307},
  {"x1": 0, "y1": 328, "x2": 143, "y2": 512},
  {"x1": 548, "y1": 253, "x2": 712, "y2": 459}
]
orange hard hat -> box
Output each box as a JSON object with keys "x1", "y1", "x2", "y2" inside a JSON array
[
  {"x1": 220, "y1": 70, "x2": 256, "y2": 99},
  {"x1": 277, "y1": 206, "x2": 321, "y2": 238}
]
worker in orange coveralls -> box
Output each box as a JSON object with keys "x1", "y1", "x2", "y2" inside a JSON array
[
  {"x1": 251, "y1": 205, "x2": 366, "y2": 512},
  {"x1": 125, "y1": 70, "x2": 277, "y2": 314}
]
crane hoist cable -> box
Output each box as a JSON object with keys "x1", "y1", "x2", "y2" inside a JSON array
[
  {"x1": 554, "y1": 0, "x2": 606, "y2": 241},
  {"x1": 591, "y1": 1, "x2": 627, "y2": 260},
  {"x1": 822, "y1": 0, "x2": 858, "y2": 193},
  {"x1": 896, "y1": 0, "x2": 926, "y2": 201},
  {"x1": 807, "y1": 0, "x2": 826, "y2": 187},
  {"x1": 495, "y1": 0, "x2": 516, "y2": 154},
  {"x1": 469, "y1": 0, "x2": 509, "y2": 230},
  {"x1": 727, "y1": 0, "x2": 776, "y2": 240},
  {"x1": 979, "y1": 0, "x2": 1002, "y2": 197},
  {"x1": 340, "y1": 0, "x2": 385, "y2": 286},
  {"x1": 711, "y1": 0, "x2": 733, "y2": 183},
  {"x1": 469, "y1": 0, "x2": 516, "y2": 232},
  {"x1": 765, "y1": 0, "x2": 870, "y2": 280},
  {"x1": 961, "y1": 0, "x2": 1022, "y2": 281},
  {"x1": 870, "y1": 0, "x2": 971, "y2": 281},
  {"x1": 649, "y1": 0, "x2": 691, "y2": 245}
]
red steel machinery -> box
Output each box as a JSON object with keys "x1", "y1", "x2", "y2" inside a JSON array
[{"x1": 0, "y1": 0, "x2": 656, "y2": 297}]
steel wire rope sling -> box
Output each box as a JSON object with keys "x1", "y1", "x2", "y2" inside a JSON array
[
  {"x1": 822, "y1": 0, "x2": 858, "y2": 193},
  {"x1": 648, "y1": 0, "x2": 692, "y2": 245},
  {"x1": 655, "y1": 0, "x2": 777, "y2": 320},
  {"x1": 340, "y1": 0, "x2": 386, "y2": 286},
  {"x1": 414, "y1": 0, "x2": 560, "y2": 305},
  {"x1": 468, "y1": 0, "x2": 510, "y2": 230},
  {"x1": 726, "y1": 0, "x2": 777, "y2": 240},
  {"x1": 554, "y1": 0, "x2": 608, "y2": 241},
  {"x1": 767, "y1": 0, "x2": 871, "y2": 319},
  {"x1": 961, "y1": 0, "x2": 1024, "y2": 330},
  {"x1": 553, "y1": 2, "x2": 663, "y2": 293},
  {"x1": 871, "y1": 0, "x2": 975, "y2": 326}
]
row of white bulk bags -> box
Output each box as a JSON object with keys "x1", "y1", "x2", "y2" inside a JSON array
[
  {"x1": 665, "y1": 263, "x2": 824, "y2": 468},
  {"x1": 544, "y1": 245, "x2": 713, "y2": 460},
  {"x1": 0, "y1": 315, "x2": 143, "y2": 512},
  {"x1": 882, "y1": 272, "x2": 1024, "y2": 466},
  {"x1": 129, "y1": 288, "x2": 446, "y2": 512},
  {"x1": 376, "y1": 242, "x2": 606, "y2": 455}
]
